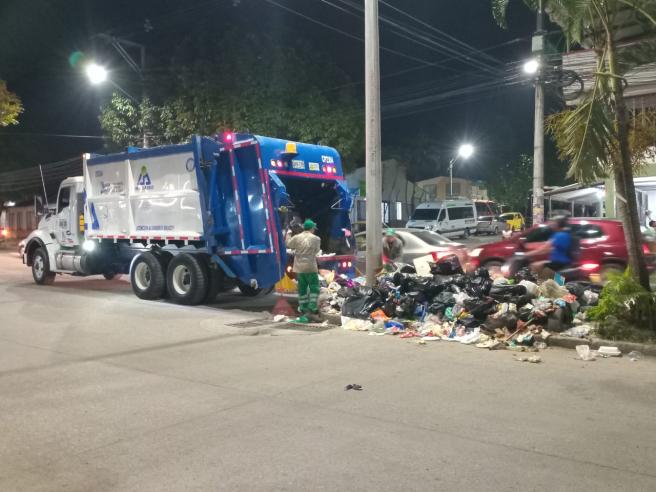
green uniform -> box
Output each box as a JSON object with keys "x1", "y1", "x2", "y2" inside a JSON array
[{"x1": 286, "y1": 230, "x2": 321, "y2": 314}]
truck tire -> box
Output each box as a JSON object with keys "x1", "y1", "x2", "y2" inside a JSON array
[
  {"x1": 201, "y1": 256, "x2": 225, "y2": 304},
  {"x1": 32, "y1": 247, "x2": 56, "y2": 285},
  {"x1": 166, "y1": 253, "x2": 208, "y2": 305},
  {"x1": 131, "y1": 252, "x2": 166, "y2": 300}
]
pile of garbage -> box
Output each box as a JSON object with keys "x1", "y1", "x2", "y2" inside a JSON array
[{"x1": 324, "y1": 255, "x2": 602, "y2": 352}]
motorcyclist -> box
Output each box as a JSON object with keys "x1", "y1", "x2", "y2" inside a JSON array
[{"x1": 524, "y1": 216, "x2": 575, "y2": 277}]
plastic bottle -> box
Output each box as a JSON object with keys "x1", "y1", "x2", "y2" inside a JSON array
[{"x1": 627, "y1": 351, "x2": 643, "y2": 361}]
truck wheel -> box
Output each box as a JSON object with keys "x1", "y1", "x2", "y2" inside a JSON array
[
  {"x1": 493, "y1": 227, "x2": 499, "y2": 235},
  {"x1": 166, "y1": 253, "x2": 208, "y2": 305},
  {"x1": 462, "y1": 228, "x2": 470, "y2": 239},
  {"x1": 131, "y1": 252, "x2": 166, "y2": 300},
  {"x1": 32, "y1": 247, "x2": 56, "y2": 285},
  {"x1": 201, "y1": 256, "x2": 225, "y2": 304}
]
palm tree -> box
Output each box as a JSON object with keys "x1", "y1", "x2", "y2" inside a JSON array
[{"x1": 492, "y1": 0, "x2": 656, "y2": 289}]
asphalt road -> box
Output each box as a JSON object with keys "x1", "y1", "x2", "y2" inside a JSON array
[{"x1": 1, "y1": 249, "x2": 656, "y2": 491}]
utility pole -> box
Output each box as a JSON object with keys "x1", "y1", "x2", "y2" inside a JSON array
[
  {"x1": 532, "y1": 0, "x2": 546, "y2": 225},
  {"x1": 364, "y1": 0, "x2": 383, "y2": 286}
]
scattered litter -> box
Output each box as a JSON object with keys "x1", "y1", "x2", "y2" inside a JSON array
[
  {"x1": 344, "y1": 384, "x2": 363, "y2": 391},
  {"x1": 576, "y1": 344, "x2": 597, "y2": 361},
  {"x1": 273, "y1": 314, "x2": 289, "y2": 323},
  {"x1": 627, "y1": 350, "x2": 643, "y2": 361},
  {"x1": 598, "y1": 346, "x2": 622, "y2": 357},
  {"x1": 514, "y1": 355, "x2": 542, "y2": 363},
  {"x1": 561, "y1": 324, "x2": 593, "y2": 338}
]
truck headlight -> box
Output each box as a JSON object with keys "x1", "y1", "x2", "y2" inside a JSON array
[{"x1": 82, "y1": 240, "x2": 97, "y2": 252}]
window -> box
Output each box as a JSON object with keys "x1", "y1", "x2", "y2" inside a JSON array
[
  {"x1": 475, "y1": 202, "x2": 492, "y2": 217},
  {"x1": 437, "y1": 209, "x2": 446, "y2": 222},
  {"x1": 452, "y1": 182, "x2": 461, "y2": 195},
  {"x1": 524, "y1": 226, "x2": 553, "y2": 243},
  {"x1": 396, "y1": 202, "x2": 403, "y2": 221},
  {"x1": 571, "y1": 224, "x2": 604, "y2": 239},
  {"x1": 57, "y1": 187, "x2": 70, "y2": 214},
  {"x1": 447, "y1": 206, "x2": 474, "y2": 221},
  {"x1": 381, "y1": 202, "x2": 390, "y2": 223},
  {"x1": 412, "y1": 208, "x2": 440, "y2": 221}
]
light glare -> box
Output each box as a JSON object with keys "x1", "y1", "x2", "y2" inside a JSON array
[{"x1": 86, "y1": 63, "x2": 108, "y2": 85}]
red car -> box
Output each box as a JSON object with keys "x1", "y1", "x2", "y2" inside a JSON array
[{"x1": 469, "y1": 218, "x2": 652, "y2": 280}]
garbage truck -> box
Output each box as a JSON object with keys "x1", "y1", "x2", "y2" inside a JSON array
[{"x1": 22, "y1": 133, "x2": 355, "y2": 305}]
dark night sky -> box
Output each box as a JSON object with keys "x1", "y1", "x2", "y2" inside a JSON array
[{"x1": 0, "y1": 0, "x2": 564, "y2": 183}]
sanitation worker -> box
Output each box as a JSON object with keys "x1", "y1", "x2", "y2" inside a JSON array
[
  {"x1": 286, "y1": 219, "x2": 322, "y2": 323},
  {"x1": 382, "y1": 228, "x2": 404, "y2": 269}
]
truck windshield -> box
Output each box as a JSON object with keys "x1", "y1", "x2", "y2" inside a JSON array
[{"x1": 412, "y1": 208, "x2": 439, "y2": 221}]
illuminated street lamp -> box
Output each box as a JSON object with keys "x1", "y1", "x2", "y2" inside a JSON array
[
  {"x1": 523, "y1": 58, "x2": 540, "y2": 75},
  {"x1": 85, "y1": 62, "x2": 108, "y2": 85},
  {"x1": 449, "y1": 144, "x2": 475, "y2": 196}
]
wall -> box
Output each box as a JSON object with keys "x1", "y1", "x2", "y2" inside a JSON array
[{"x1": 1, "y1": 205, "x2": 39, "y2": 239}]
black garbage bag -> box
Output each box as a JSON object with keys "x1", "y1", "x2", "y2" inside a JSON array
[
  {"x1": 407, "y1": 290, "x2": 427, "y2": 304},
  {"x1": 451, "y1": 274, "x2": 468, "y2": 288},
  {"x1": 463, "y1": 297, "x2": 497, "y2": 320},
  {"x1": 430, "y1": 254, "x2": 464, "y2": 275},
  {"x1": 518, "y1": 305, "x2": 534, "y2": 322},
  {"x1": 474, "y1": 267, "x2": 490, "y2": 279},
  {"x1": 382, "y1": 301, "x2": 397, "y2": 318},
  {"x1": 457, "y1": 315, "x2": 480, "y2": 329},
  {"x1": 466, "y1": 277, "x2": 494, "y2": 297},
  {"x1": 481, "y1": 312, "x2": 518, "y2": 332},
  {"x1": 489, "y1": 284, "x2": 528, "y2": 302},
  {"x1": 514, "y1": 267, "x2": 537, "y2": 283},
  {"x1": 341, "y1": 295, "x2": 369, "y2": 319},
  {"x1": 509, "y1": 294, "x2": 534, "y2": 308},
  {"x1": 395, "y1": 295, "x2": 417, "y2": 318},
  {"x1": 428, "y1": 291, "x2": 456, "y2": 314},
  {"x1": 341, "y1": 288, "x2": 385, "y2": 319},
  {"x1": 399, "y1": 264, "x2": 417, "y2": 274}
]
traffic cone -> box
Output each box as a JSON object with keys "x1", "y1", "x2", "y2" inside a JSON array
[{"x1": 272, "y1": 296, "x2": 296, "y2": 317}]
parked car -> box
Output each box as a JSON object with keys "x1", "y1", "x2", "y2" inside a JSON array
[
  {"x1": 469, "y1": 218, "x2": 653, "y2": 281},
  {"x1": 355, "y1": 228, "x2": 469, "y2": 273},
  {"x1": 476, "y1": 215, "x2": 505, "y2": 235},
  {"x1": 498, "y1": 212, "x2": 525, "y2": 232}
]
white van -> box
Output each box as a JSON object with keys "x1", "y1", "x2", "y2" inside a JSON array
[{"x1": 406, "y1": 199, "x2": 477, "y2": 238}]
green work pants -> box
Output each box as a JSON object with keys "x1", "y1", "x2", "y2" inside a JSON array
[{"x1": 297, "y1": 272, "x2": 320, "y2": 314}]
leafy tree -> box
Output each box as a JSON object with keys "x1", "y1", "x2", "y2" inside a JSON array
[
  {"x1": 100, "y1": 94, "x2": 164, "y2": 149},
  {"x1": 100, "y1": 30, "x2": 364, "y2": 168},
  {"x1": 487, "y1": 154, "x2": 533, "y2": 212},
  {"x1": 0, "y1": 80, "x2": 23, "y2": 127},
  {"x1": 492, "y1": 0, "x2": 656, "y2": 290}
]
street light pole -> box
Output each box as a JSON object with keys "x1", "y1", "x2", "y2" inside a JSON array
[
  {"x1": 532, "y1": 0, "x2": 546, "y2": 225},
  {"x1": 364, "y1": 0, "x2": 383, "y2": 287},
  {"x1": 95, "y1": 34, "x2": 148, "y2": 148},
  {"x1": 449, "y1": 157, "x2": 457, "y2": 197}
]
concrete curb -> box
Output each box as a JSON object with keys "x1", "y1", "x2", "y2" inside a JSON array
[{"x1": 548, "y1": 335, "x2": 656, "y2": 357}]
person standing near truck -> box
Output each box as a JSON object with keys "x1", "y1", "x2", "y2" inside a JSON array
[{"x1": 286, "y1": 219, "x2": 322, "y2": 323}]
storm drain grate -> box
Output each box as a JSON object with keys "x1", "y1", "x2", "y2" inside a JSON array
[
  {"x1": 226, "y1": 318, "x2": 277, "y2": 328},
  {"x1": 226, "y1": 318, "x2": 334, "y2": 332}
]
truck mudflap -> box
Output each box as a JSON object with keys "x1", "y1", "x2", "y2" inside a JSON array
[{"x1": 194, "y1": 136, "x2": 286, "y2": 290}]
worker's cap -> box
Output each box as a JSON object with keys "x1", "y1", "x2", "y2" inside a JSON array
[
  {"x1": 385, "y1": 228, "x2": 396, "y2": 237},
  {"x1": 303, "y1": 219, "x2": 317, "y2": 230}
]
